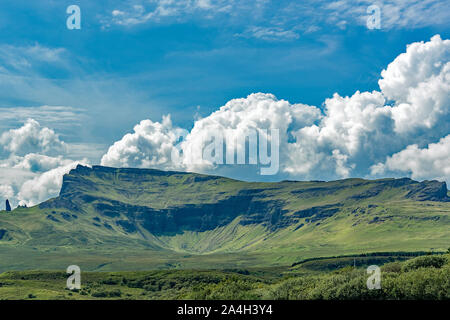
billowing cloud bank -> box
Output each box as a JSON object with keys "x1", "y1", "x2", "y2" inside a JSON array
[
  {"x1": 371, "y1": 135, "x2": 450, "y2": 183},
  {"x1": 1, "y1": 35, "x2": 449, "y2": 209},
  {"x1": 102, "y1": 35, "x2": 450, "y2": 183},
  {"x1": 100, "y1": 116, "x2": 185, "y2": 170},
  {"x1": 0, "y1": 119, "x2": 66, "y2": 157},
  {"x1": 0, "y1": 119, "x2": 87, "y2": 208}
]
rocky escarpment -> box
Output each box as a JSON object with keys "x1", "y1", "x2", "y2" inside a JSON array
[
  {"x1": 45, "y1": 190, "x2": 296, "y2": 235},
  {"x1": 406, "y1": 180, "x2": 449, "y2": 201},
  {"x1": 346, "y1": 178, "x2": 449, "y2": 202},
  {"x1": 38, "y1": 165, "x2": 450, "y2": 237}
]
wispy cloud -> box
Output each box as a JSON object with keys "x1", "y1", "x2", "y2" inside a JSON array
[
  {"x1": 0, "y1": 106, "x2": 85, "y2": 131},
  {"x1": 0, "y1": 44, "x2": 68, "y2": 74},
  {"x1": 322, "y1": 0, "x2": 450, "y2": 30},
  {"x1": 102, "y1": 0, "x2": 235, "y2": 27},
  {"x1": 0, "y1": 42, "x2": 168, "y2": 146},
  {"x1": 237, "y1": 26, "x2": 300, "y2": 42},
  {"x1": 101, "y1": 0, "x2": 450, "y2": 33}
]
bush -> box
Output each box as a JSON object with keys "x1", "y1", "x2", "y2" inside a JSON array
[
  {"x1": 186, "y1": 279, "x2": 260, "y2": 300},
  {"x1": 402, "y1": 256, "x2": 447, "y2": 272},
  {"x1": 382, "y1": 267, "x2": 450, "y2": 299},
  {"x1": 102, "y1": 278, "x2": 120, "y2": 285},
  {"x1": 108, "y1": 289, "x2": 122, "y2": 297},
  {"x1": 91, "y1": 289, "x2": 122, "y2": 298},
  {"x1": 382, "y1": 262, "x2": 402, "y2": 273},
  {"x1": 91, "y1": 291, "x2": 108, "y2": 298},
  {"x1": 268, "y1": 277, "x2": 318, "y2": 300},
  {"x1": 265, "y1": 256, "x2": 450, "y2": 300}
]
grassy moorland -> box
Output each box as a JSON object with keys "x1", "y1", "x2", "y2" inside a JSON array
[
  {"x1": 0, "y1": 165, "x2": 449, "y2": 272},
  {"x1": 0, "y1": 253, "x2": 448, "y2": 300}
]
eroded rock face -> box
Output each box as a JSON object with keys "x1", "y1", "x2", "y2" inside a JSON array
[
  {"x1": 406, "y1": 181, "x2": 449, "y2": 201},
  {"x1": 36, "y1": 165, "x2": 450, "y2": 236},
  {"x1": 5, "y1": 199, "x2": 11, "y2": 212},
  {"x1": 88, "y1": 193, "x2": 283, "y2": 235}
]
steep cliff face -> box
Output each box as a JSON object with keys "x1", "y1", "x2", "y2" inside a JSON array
[
  {"x1": 44, "y1": 166, "x2": 290, "y2": 234},
  {"x1": 37, "y1": 165, "x2": 450, "y2": 238},
  {"x1": 406, "y1": 180, "x2": 449, "y2": 201}
]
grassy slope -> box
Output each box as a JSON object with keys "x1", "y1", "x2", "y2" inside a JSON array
[{"x1": 0, "y1": 166, "x2": 449, "y2": 271}]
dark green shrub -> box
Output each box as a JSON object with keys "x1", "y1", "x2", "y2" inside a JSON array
[
  {"x1": 102, "y1": 278, "x2": 120, "y2": 285},
  {"x1": 91, "y1": 291, "x2": 108, "y2": 298},
  {"x1": 382, "y1": 262, "x2": 402, "y2": 273},
  {"x1": 108, "y1": 289, "x2": 122, "y2": 297},
  {"x1": 402, "y1": 256, "x2": 447, "y2": 272},
  {"x1": 91, "y1": 289, "x2": 122, "y2": 298},
  {"x1": 382, "y1": 267, "x2": 450, "y2": 299}
]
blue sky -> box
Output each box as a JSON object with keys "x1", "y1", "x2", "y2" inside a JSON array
[
  {"x1": 0, "y1": 1, "x2": 447, "y2": 147},
  {"x1": 0, "y1": 1, "x2": 449, "y2": 207}
]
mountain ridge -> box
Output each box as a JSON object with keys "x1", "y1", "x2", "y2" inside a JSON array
[{"x1": 0, "y1": 165, "x2": 449, "y2": 271}]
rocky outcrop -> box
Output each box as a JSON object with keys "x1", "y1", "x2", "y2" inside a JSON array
[
  {"x1": 5, "y1": 199, "x2": 11, "y2": 212},
  {"x1": 406, "y1": 181, "x2": 449, "y2": 202},
  {"x1": 92, "y1": 194, "x2": 285, "y2": 235}
]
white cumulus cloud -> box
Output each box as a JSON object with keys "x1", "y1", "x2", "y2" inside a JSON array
[
  {"x1": 180, "y1": 93, "x2": 321, "y2": 178},
  {"x1": 0, "y1": 119, "x2": 88, "y2": 208},
  {"x1": 0, "y1": 118, "x2": 66, "y2": 157},
  {"x1": 101, "y1": 115, "x2": 185, "y2": 169},
  {"x1": 101, "y1": 35, "x2": 450, "y2": 184},
  {"x1": 379, "y1": 35, "x2": 450, "y2": 135},
  {"x1": 371, "y1": 135, "x2": 450, "y2": 183},
  {"x1": 0, "y1": 153, "x2": 74, "y2": 173}
]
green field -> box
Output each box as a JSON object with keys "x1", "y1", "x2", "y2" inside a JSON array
[{"x1": 0, "y1": 253, "x2": 448, "y2": 300}]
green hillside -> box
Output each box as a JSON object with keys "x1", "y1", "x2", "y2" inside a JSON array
[{"x1": 0, "y1": 165, "x2": 449, "y2": 271}]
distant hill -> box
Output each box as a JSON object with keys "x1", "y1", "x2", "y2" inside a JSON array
[{"x1": 0, "y1": 165, "x2": 449, "y2": 271}]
